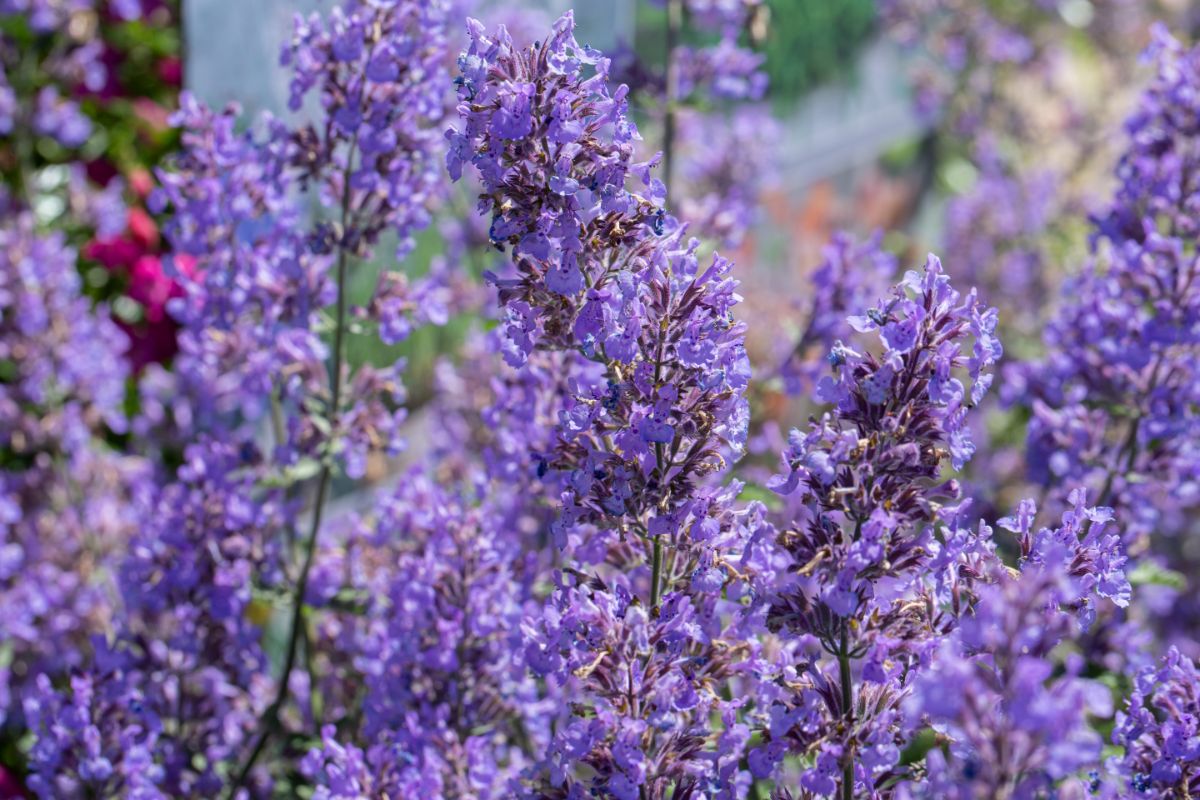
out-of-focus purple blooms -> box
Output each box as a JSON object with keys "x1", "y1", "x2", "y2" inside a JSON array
[
  {"x1": 1010, "y1": 28, "x2": 1200, "y2": 551},
  {"x1": 0, "y1": 218, "x2": 151, "y2": 726},
  {"x1": 31, "y1": 86, "x2": 92, "y2": 148},
  {"x1": 673, "y1": 37, "x2": 767, "y2": 103},
  {"x1": 674, "y1": 105, "x2": 778, "y2": 248},
  {"x1": 900, "y1": 556, "x2": 1115, "y2": 798},
  {"x1": 0, "y1": 0, "x2": 94, "y2": 32},
  {"x1": 23, "y1": 670, "x2": 166, "y2": 799},
  {"x1": 282, "y1": 0, "x2": 450, "y2": 259},
  {"x1": 1111, "y1": 647, "x2": 1200, "y2": 797},
  {"x1": 301, "y1": 472, "x2": 547, "y2": 799},
  {"x1": 779, "y1": 231, "x2": 896, "y2": 398},
  {"x1": 944, "y1": 142, "x2": 1059, "y2": 338}
]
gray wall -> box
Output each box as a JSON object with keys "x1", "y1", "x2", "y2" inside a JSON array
[{"x1": 185, "y1": 0, "x2": 636, "y2": 115}]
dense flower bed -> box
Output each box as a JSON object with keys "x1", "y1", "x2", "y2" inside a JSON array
[{"x1": 2, "y1": 1, "x2": 1199, "y2": 798}]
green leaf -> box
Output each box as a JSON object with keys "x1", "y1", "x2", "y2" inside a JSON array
[
  {"x1": 899, "y1": 726, "x2": 939, "y2": 765},
  {"x1": 737, "y1": 482, "x2": 781, "y2": 509},
  {"x1": 1128, "y1": 561, "x2": 1186, "y2": 591}
]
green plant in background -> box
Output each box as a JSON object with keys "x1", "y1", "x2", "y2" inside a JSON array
[
  {"x1": 762, "y1": 0, "x2": 876, "y2": 101},
  {"x1": 636, "y1": 0, "x2": 876, "y2": 105}
]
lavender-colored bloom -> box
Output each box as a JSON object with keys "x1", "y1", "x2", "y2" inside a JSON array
[
  {"x1": 450, "y1": 12, "x2": 750, "y2": 556},
  {"x1": 900, "y1": 557, "x2": 1115, "y2": 798},
  {"x1": 0, "y1": 0, "x2": 94, "y2": 32},
  {"x1": 282, "y1": 0, "x2": 451, "y2": 258},
  {"x1": 0, "y1": 218, "x2": 150, "y2": 725},
  {"x1": 1112, "y1": 647, "x2": 1200, "y2": 797},
  {"x1": 758, "y1": 256, "x2": 1001, "y2": 795},
  {"x1": 450, "y1": 14, "x2": 770, "y2": 796},
  {"x1": 780, "y1": 231, "x2": 896, "y2": 398},
  {"x1": 300, "y1": 472, "x2": 548, "y2": 799},
  {"x1": 1010, "y1": 29, "x2": 1200, "y2": 553},
  {"x1": 23, "y1": 671, "x2": 166, "y2": 800},
  {"x1": 673, "y1": 105, "x2": 778, "y2": 248},
  {"x1": 943, "y1": 141, "x2": 1059, "y2": 338}
]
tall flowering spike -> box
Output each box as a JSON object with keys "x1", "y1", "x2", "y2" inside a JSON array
[
  {"x1": 899, "y1": 558, "x2": 1115, "y2": 799},
  {"x1": 448, "y1": 10, "x2": 662, "y2": 310},
  {"x1": 756, "y1": 256, "x2": 1001, "y2": 796},
  {"x1": 1112, "y1": 647, "x2": 1200, "y2": 796},
  {"x1": 779, "y1": 231, "x2": 897, "y2": 398},
  {"x1": 0, "y1": 218, "x2": 151, "y2": 726},
  {"x1": 1011, "y1": 27, "x2": 1200, "y2": 551},
  {"x1": 450, "y1": 11, "x2": 751, "y2": 563},
  {"x1": 282, "y1": 0, "x2": 451, "y2": 258},
  {"x1": 450, "y1": 14, "x2": 767, "y2": 797},
  {"x1": 152, "y1": 94, "x2": 331, "y2": 434}
]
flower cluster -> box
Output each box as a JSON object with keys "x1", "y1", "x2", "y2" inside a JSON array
[
  {"x1": 672, "y1": 105, "x2": 778, "y2": 249},
  {"x1": 900, "y1": 557, "x2": 1114, "y2": 798},
  {"x1": 25, "y1": 440, "x2": 285, "y2": 797},
  {"x1": 1111, "y1": 646, "x2": 1200, "y2": 796},
  {"x1": 1012, "y1": 27, "x2": 1200, "y2": 550},
  {"x1": 1, "y1": 0, "x2": 184, "y2": 368},
  {"x1": 450, "y1": 12, "x2": 750, "y2": 552},
  {"x1": 298, "y1": 472, "x2": 546, "y2": 799},
  {"x1": 282, "y1": 0, "x2": 450, "y2": 258},
  {"x1": 756, "y1": 256, "x2": 1002, "y2": 795},
  {"x1": 20, "y1": 1, "x2": 455, "y2": 796},
  {"x1": 11, "y1": 3, "x2": 1200, "y2": 799},
  {"x1": 451, "y1": 13, "x2": 772, "y2": 797},
  {"x1": 0, "y1": 218, "x2": 150, "y2": 725}
]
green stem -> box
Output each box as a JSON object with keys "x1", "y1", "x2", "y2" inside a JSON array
[
  {"x1": 650, "y1": 530, "x2": 664, "y2": 610},
  {"x1": 225, "y1": 246, "x2": 348, "y2": 797},
  {"x1": 839, "y1": 623, "x2": 854, "y2": 800},
  {"x1": 662, "y1": 0, "x2": 683, "y2": 208}
]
